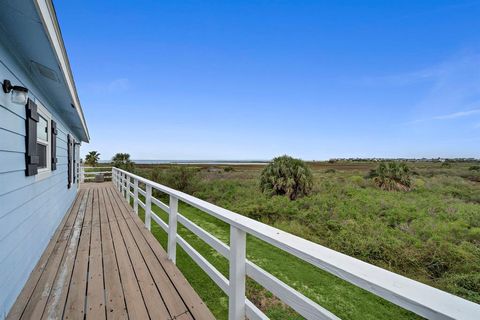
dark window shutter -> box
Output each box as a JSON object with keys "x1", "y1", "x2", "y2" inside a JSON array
[
  {"x1": 72, "y1": 139, "x2": 76, "y2": 184},
  {"x1": 25, "y1": 99, "x2": 39, "y2": 176},
  {"x1": 67, "y1": 134, "x2": 72, "y2": 188},
  {"x1": 51, "y1": 120, "x2": 57, "y2": 170}
]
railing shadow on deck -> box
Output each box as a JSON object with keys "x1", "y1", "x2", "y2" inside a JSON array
[{"x1": 112, "y1": 167, "x2": 480, "y2": 320}]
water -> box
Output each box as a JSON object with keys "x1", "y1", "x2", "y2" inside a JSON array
[{"x1": 99, "y1": 160, "x2": 269, "y2": 165}]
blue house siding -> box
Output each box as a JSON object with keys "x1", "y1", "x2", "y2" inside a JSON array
[{"x1": 0, "y1": 39, "x2": 81, "y2": 318}]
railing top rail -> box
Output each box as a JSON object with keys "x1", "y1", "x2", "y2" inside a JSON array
[
  {"x1": 81, "y1": 166, "x2": 113, "y2": 169},
  {"x1": 112, "y1": 167, "x2": 480, "y2": 320}
]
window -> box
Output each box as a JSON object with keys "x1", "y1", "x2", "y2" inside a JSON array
[{"x1": 36, "y1": 102, "x2": 52, "y2": 179}]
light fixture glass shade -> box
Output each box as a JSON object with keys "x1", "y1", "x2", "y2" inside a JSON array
[{"x1": 11, "y1": 89, "x2": 28, "y2": 104}]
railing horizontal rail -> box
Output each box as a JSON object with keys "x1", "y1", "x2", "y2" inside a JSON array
[
  {"x1": 112, "y1": 167, "x2": 480, "y2": 320},
  {"x1": 177, "y1": 235, "x2": 230, "y2": 293},
  {"x1": 151, "y1": 197, "x2": 169, "y2": 213},
  {"x1": 151, "y1": 211, "x2": 168, "y2": 232},
  {"x1": 79, "y1": 166, "x2": 113, "y2": 183},
  {"x1": 177, "y1": 213, "x2": 230, "y2": 258},
  {"x1": 246, "y1": 262, "x2": 337, "y2": 319},
  {"x1": 246, "y1": 300, "x2": 268, "y2": 320},
  {"x1": 81, "y1": 171, "x2": 112, "y2": 174}
]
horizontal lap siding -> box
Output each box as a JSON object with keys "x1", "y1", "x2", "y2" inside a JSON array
[{"x1": 0, "y1": 46, "x2": 81, "y2": 319}]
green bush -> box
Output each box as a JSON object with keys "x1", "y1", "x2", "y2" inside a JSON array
[
  {"x1": 350, "y1": 175, "x2": 367, "y2": 188},
  {"x1": 369, "y1": 162, "x2": 412, "y2": 191},
  {"x1": 414, "y1": 178, "x2": 426, "y2": 189},
  {"x1": 260, "y1": 155, "x2": 313, "y2": 200},
  {"x1": 159, "y1": 166, "x2": 200, "y2": 194},
  {"x1": 469, "y1": 165, "x2": 480, "y2": 171},
  {"x1": 224, "y1": 166, "x2": 234, "y2": 172}
]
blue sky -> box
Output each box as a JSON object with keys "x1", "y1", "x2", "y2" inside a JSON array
[{"x1": 55, "y1": 0, "x2": 480, "y2": 160}]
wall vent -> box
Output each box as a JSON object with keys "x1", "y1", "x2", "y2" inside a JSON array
[{"x1": 31, "y1": 61, "x2": 59, "y2": 82}]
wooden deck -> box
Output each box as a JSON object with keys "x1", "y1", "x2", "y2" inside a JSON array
[{"x1": 7, "y1": 183, "x2": 214, "y2": 320}]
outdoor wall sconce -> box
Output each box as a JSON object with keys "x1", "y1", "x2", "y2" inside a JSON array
[{"x1": 2, "y1": 79, "x2": 29, "y2": 104}]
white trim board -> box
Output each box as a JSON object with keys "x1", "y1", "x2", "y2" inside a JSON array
[{"x1": 33, "y1": 0, "x2": 90, "y2": 142}]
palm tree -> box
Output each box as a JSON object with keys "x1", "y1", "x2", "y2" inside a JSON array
[
  {"x1": 370, "y1": 162, "x2": 412, "y2": 191},
  {"x1": 85, "y1": 151, "x2": 100, "y2": 167},
  {"x1": 260, "y1": 155, "x2": 313, "y2": 200},
  {"x1": 112, "y1": 153, "x2": 135, "y2": 171}
]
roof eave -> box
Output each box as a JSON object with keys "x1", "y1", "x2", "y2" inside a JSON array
[{"x1": 33, "y1": 0, "x2": 90, "y2": 142}]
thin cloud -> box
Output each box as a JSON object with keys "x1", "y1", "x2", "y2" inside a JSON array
[
  {"x1": 403, "y1": 119, "x2": 426, "y2": 125},
  {"x1": 85, "y1": 78, "x2": 130, "y2": 94},
  {"x1": 360, "y1": 60, "x2": 452, "y2": 86},
  {"x1": 107, "y1": 78, "x2": 130, "y2": 92},
  {"x1": 404, "y1": 107, "x2": 480, "y2": 125},
  {"x1": 389, "y1": 50, "x2": 480, "y2": 125},
  {"x1": 434, "y1": 109, "x2": 480, "y2": 120},
  {"x1": 362, "y1": 51, "x2": 480, "y2": 89}
]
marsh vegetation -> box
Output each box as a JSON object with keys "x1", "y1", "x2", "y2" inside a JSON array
[{"x1": 129, "y1": 160, "x2": 480, "y2": 319}]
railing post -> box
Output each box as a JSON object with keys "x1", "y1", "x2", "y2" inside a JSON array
[
  {"x1": 123, "y1": 173, "x2": 127, "y2": 199},
  {"x1": 133, "y1": 178, "x2": 139, "y2": 215},
  {"x1": 122, "y1": 172, "x2": 126, "y2": 197},
  {"x1": 229, "y1": 225, "x2": 246, "y2": 320},
  {"x1": 126, "y1": 175, "x2": 130, "y2": 204},
  {"x1": 167, "y1": 195, "x2": 179, "y2": 263},
  {"x1": 118, "y1": 171, "x2": 122, "y2": 192},
  {"x1": 145, "y1": 184, "x2": 152, "y2": 231},
  {"x1": 80, "y1": 166, "x2": 84, "y2": 183}
]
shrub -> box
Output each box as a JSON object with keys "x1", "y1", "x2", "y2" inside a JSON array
[
  {"x1": 260, "y1": 155, "x2": 313, "y2": 200},
  {"x1": 369, "y1": 162, "x2": 412, "y2": 191},
  {"x1": 414, "y1": 178, "x2": 425, "y2": 189},
  {"x1": 325, "y1": 168, "x2": 336, "y2": 173},
  {"x1": 160, "y1": 166, "x2": 199, "y2": 194},
  {"x1": 224, "y1": 166, "x2": 234, "y2": 172},
  {"x1": 350, "y1": 175, "x2": 366, "y2": 188},
  {"x1": 469, "y1": 165, "x2": 480, "y2": 171}
]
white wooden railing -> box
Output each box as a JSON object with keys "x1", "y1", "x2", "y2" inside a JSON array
[
  {"x1": 79, "y1": 166, "x2": 112, "y2": 183},
  {"x1": 112, "y1": 167, "x2": 480, "y2": 320}
]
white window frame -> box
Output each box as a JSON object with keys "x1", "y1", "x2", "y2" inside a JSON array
[{"x1": 36, "y1": 101, "x2": 52, "y2": 181}]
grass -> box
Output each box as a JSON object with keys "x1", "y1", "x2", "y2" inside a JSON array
[{"x1": 128, "y1": 161, "x2": 480, "y2": 319}]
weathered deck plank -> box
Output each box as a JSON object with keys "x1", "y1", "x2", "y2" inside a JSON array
[
  {"x1": 6, "y1": 183, "x2": 214, "y2": 320},
  {"x1": 18, "y1": 190, "x2": 89, "y2": 320},
  {"x1": 107, "y1": 187, "x2": 194, "y2": 319},
  {"x1": 41, "y1": 188, "x2": 89, "y2": 320},
  {"x1": 97, "y1": 186, "x2": 127, "y2": 320},
  {"x1": 106, "y1": 187, "x2": 171, "y2": 319},
  {"x1": 101, "y1": 187, "x2": 150, "y2": 319},
  {"x1": 6, "y1": 189, "x2": 85, "y2": 320},
  {"x1": 63, "y1": 188, "x2": 93, "y2": 319},
  {"x1": 85, "y1": 188, "x2": 106, "y2": 320},
  {"x1": 108, "y1": 185, "x2": 214, "y2": 319}
]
